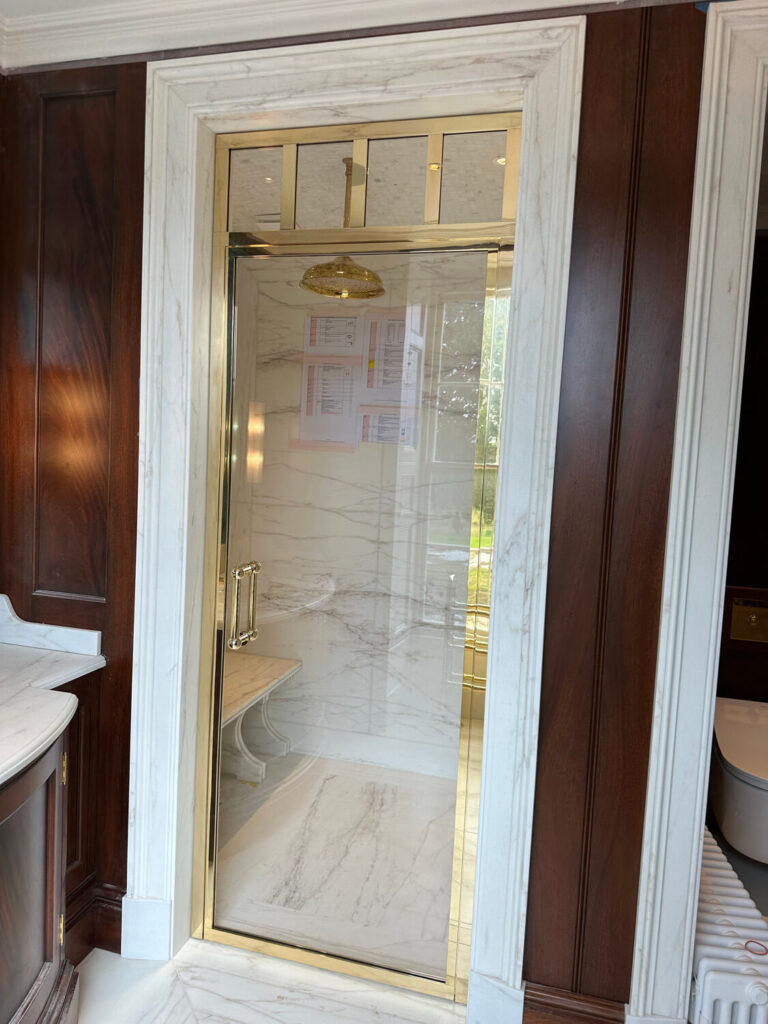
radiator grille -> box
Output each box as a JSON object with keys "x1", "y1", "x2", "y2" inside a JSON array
[{"x1": 690, "y1": 828, "x2": 768, "y2": 1024}]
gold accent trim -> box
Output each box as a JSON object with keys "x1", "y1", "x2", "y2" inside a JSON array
[
  {"x1": 205, "y1": 926, "x2": 450, "y2": 998},
  {"x1": 425, "y1": 134, "x2": 444, "y2": 225},
  {"x1": 280, "y1": 144, "x2": 297, "y2": 230},
  {"x1": 731, "y1": 598, "x2": 768, "y2": 643},
  {"x1": 192, "y1": 136, "x2": 232, "y2": 940},
  {"x1": 300, "y1": 254, "x2": 385, "y2": 299},
  {"x1": 229, "y1": 228, "x2": 515, "y2": 252},
  {"x1": 58, "y1": 913, "x2": 64, "y2": 947},
  {"x1": 349, "y1": 138, "x2": 368, "y2": 228},
  {"x1": 217, "y1": 112, "x2": 521, "y2": 152},
  {"x1": 502, "y1": 125, "x2": 522, "y2": 222},
  {"x1": 61, "y1": 752, "x2": 67, "y2": 786},
  {"x1": 228, "y1": 560, "x2": 262, "y2": 650},
  {"x1": 194, "y1": 111, "x2": 522, "y2": 1001}
]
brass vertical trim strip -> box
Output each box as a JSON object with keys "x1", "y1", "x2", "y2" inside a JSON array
[
  {"x1": 502, "y1": 125, "x2": 522, "y2": 223},
  {"x1": 425, "y1": 134, "x2": 444, "y2": 225},
  {"x1": 214, "y1": 144, "x2": 231, "y2": 235},
  {"x1": 281, "y1": 144, "x2": 298, "y2": 230},
  {"x1": 192, "y1": 140, "x2": 232, "y2": 939},
  {"x1": 349, "y1": 138, "x2": 369, "y2": 228}
]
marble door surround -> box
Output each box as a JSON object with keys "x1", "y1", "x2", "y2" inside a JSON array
[
  {"x1": 124, "y1": 20, "x2": 585, "y2": 1024},
  {"x1": 627, "y1": 2, "x2": 768, "y2": 1022}
]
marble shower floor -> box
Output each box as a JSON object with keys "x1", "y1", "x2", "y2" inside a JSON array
[
  {"x1": 214, "y1": 756, "x2": 457, "y2": 979},
  {"x1": 77, "y1": 940, "x2": 467, "y2": 1024}
]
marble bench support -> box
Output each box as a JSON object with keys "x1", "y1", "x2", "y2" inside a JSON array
[{"x1": 220, "y1": 654, "x2": 302, "y2": 784}]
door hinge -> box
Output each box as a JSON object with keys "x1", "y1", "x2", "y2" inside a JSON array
[
  {"x1": 61, "y1": 752, "x2": 67, "y2": 786},
  {"x1": 58, "y1": 914, "x2": 64, "y2": 947}
]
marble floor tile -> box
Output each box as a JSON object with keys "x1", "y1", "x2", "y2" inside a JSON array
[
  {"x1": 77, "y1": 940, "x2": 466, "y2": 1024},
  {"x1": 215, "y1": 756, "x2": 456, "y2": 978},
  {"x1": 77, "y1": 949, "x2": 195, "y2": 1024}
]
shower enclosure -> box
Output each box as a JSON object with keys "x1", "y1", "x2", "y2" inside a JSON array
[{"x1": 198, "y1": 115, "x2": 519, "y2": 1002}]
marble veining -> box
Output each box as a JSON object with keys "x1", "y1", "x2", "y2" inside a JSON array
[
  {"x1": 128, "y1": 28, "x2": 585, "y2": 1021},
  {"x1": 226, "y1": 253, "x2": 481, "y2": 780},
  {"x1": 0, "y1": 595, "x2": 105, "y2": 787},
  {"x1": 0, "y1": 592, "x2": 102, "y2": 654},
  {"x1": 215, "y1": 757, "x2": 456, "y2": 978},
  {"x1": 78, "y1": 939, "x2": 466, "y2": 1024}
]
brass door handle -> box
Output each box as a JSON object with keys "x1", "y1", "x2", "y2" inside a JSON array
[{"x1": 228, "y1": 560, "x2": 262, "y2": 650}]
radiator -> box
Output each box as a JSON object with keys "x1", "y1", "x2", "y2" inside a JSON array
[{"x1": 690, "y1": 828, "x2": 768, "y2": 1024}]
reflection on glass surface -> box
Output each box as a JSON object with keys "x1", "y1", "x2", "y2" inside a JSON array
[
  {"x1": 229, "y1": 148, "x2": 283, "y2": 231},
  {"x1": 295, "y1": 141, "x2": 354, "y2": 229},
  {"x1": 440, "y1": 131, "x2": 507, "y2": 224},
  {"x1": 214, "y1": 249, "x2": 504, "y2": 981},
  {"x1": 365, "y1": 136, "x2": 428, "y2": 226}
]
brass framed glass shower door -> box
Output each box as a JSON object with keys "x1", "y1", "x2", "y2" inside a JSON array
[
  {"x1": 202, "y1": 240, "x2": 510, "y2": 1001},
  {"x1": 195, "y1": 111, "x2": 520, "y2": 1004}
]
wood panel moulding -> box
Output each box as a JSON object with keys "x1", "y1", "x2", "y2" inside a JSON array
[
  {"x1": 0, "y1": 64, "x2": 145, "y2": 959},
  {"x1": 524, "y1": 2, "x2": 705, "y2": 1010},
  {"x1": 524, "y1": 984, "x2": 624, "y2": 1024},
  {"x1": 0, "y1": 737, "x2": 79, "y2": 1024}
]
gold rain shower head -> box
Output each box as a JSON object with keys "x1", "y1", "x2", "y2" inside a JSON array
[
  {"x1": 300, "y1": 255, "x2": 385, "y2": 299},
  {"x1": 299, "y1": 157, "x2": 385, "y2": 300}
]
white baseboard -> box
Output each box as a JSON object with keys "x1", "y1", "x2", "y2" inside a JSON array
[
  {"x1": 467, "y1": 972, "x2": 524, "y2": 1024},
  {"x1": 121, "y1": 896, "x2": 174, "y2": 960}
]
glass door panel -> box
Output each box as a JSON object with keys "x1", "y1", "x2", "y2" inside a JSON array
[{"x1": 213, "y1": 248, "x2": 503, "y2": 982}]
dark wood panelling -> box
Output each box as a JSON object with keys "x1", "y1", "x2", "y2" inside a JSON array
[
  {"x1": 36, "y1": 93, "x2": 115, "y2": 601},
  {"x1": 524, "y1": 984, "x2": 624, "y2": 1024},
  {"x1": 0, "y1": 738, "x2": 73, "y2": 1024},
  {"x1": 717, "y1": 236, "x2": 768, "y2": 703},
  {"x1": 59, "y1": 674, "x2": 98, "y2": 897},
  {"x1": 0, "y1": 777, "x2": 48, "y2": 1021},
  {"x1": 0, "y1": 64, "x2": 145, "y2": 959},
  {"x1": 524, "y1": 3, "x2": 705, "y2": 1008},
  {"x1": 1, "y1": 6, "x2": 706, "y2": 1002},
  {"x1": 524, "y1": 9, "x2": 645, "y2": 991},
  {"x1": 726, "y1": 236, "x2": 768, "y2": 590},
  {"x1": 579, "y1": 5, "x2": 705, "y2": 1000}
]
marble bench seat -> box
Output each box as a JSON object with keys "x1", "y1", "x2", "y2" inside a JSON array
[{"x1": 220, "y1": 653, "x2": 302, "y2": 784}]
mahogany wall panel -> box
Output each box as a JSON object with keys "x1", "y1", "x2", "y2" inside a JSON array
[
  {"x1": 523, "y1": 9, "x2": 644, "y2": 992},
  {"x1": 578, "y1": 6, "x2": 705, "y2": 998},
  {"x1": 0, "y1": 64, "x2": 145, "y2": 959},
  {"x1": 524, "y1": 3, "x2": 705, "y2": 1011},
  {"x1": 36, "y1": 93, "x2": 115, "y2": 602}
]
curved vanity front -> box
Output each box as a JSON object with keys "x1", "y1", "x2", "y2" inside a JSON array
[{"x1": 0, "y1": 599, "x2": 105, "y2": 1024}]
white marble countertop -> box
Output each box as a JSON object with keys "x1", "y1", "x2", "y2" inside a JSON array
[{"x1": 0, "y1": 597, "x2": 106, "y2": 788}]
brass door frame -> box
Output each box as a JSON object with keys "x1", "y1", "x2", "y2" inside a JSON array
[{"x1": 193, "y1": 116, "x2": 517, "y2": 1004}]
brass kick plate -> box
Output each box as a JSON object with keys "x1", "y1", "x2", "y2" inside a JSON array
[{"x1": 731, "y1": 599, "x2": 768, "y2": 644}]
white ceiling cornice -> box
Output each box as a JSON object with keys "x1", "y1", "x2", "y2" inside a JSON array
[{"x1": 0, "y1": 0, "x2": 622, "y2": 73}]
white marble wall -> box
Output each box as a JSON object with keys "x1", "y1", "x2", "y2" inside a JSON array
[{"x1": 225, "y1": 251, "x2": 489, "y2": 778}]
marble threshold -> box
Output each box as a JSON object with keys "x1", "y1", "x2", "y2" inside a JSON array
[{"x1": 77, "y1": 939, "x2": 467, "y2": 1024}]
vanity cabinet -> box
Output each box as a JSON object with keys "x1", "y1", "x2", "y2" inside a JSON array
[{"x1": 0, "y1": 735, "x2": 79, "y2": 1024}]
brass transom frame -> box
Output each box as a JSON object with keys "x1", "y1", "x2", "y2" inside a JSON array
[{"x1": 193, "y1": 113, "x2": 519, "y2": 1005}]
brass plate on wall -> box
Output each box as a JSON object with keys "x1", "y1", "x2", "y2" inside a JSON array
[{"x1": 731, "y1": 598, "x2": 768, "y2": 643}]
